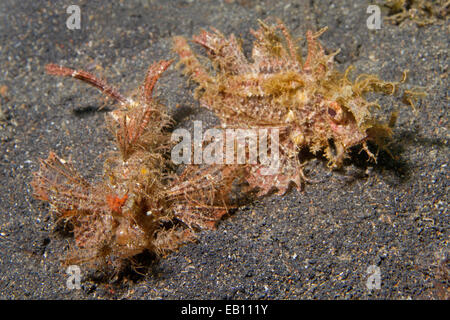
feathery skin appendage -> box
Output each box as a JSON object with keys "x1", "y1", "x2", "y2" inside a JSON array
[
  {"x1": 173, "y1": 36, "x2": 212, "y2": 89},
  {"x1": 45, "y1": 64, "x2": 127, "y2": 105},
  {"x1": 168, "y1": 165, "x2": 243, "y2": 230},
  {"x1": 276, "y1": 18, "x2": 301, "y2": 64},
  {"x1": 142, "y1": 59, "x2": 173, "y2": 104},
  {"x1": 106, "y1": 60, "x2": 174, "y2": 160},
  {"x1": 31, "y1": 152, "x2": 107, "y2": 215},
  {"x1": 108, "y1": 103, "x2": 172, "y2": 160},
  {"x1": 192, "y1": 28, "x2": 251, "y2": 75}
]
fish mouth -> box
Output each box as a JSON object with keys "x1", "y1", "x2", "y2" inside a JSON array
[{"x1": 328, "y1": 120, "x2": 368, "y2": 149}]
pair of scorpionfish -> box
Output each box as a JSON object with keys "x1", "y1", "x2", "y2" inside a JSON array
[{"x1": 31, "y1": 20, "x2": 415, "y2": 270}]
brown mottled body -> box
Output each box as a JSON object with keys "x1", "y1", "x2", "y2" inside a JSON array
[
  {"x1": 174, "y1": 20, "x2": 417, "y2": 195},
  {"x1": 32, "y1": 61, "x2": 237, "y2": 269}
]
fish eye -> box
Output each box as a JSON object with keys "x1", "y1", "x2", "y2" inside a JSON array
[
  {"x1": 327, "y1": 108, "x2": 337, "y2": 117},
  {"x1": 326, "y1": 102, "x2": 344, "y2": 122}
]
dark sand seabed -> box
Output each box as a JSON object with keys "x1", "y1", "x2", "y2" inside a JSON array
[{"x1": 0, "y1": 0, "x2": 448, "y2": 299}]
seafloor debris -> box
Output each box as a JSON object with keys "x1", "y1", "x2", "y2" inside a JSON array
[{"x1": 384, "y1": 0, "x2": 449, "y2": 26}]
